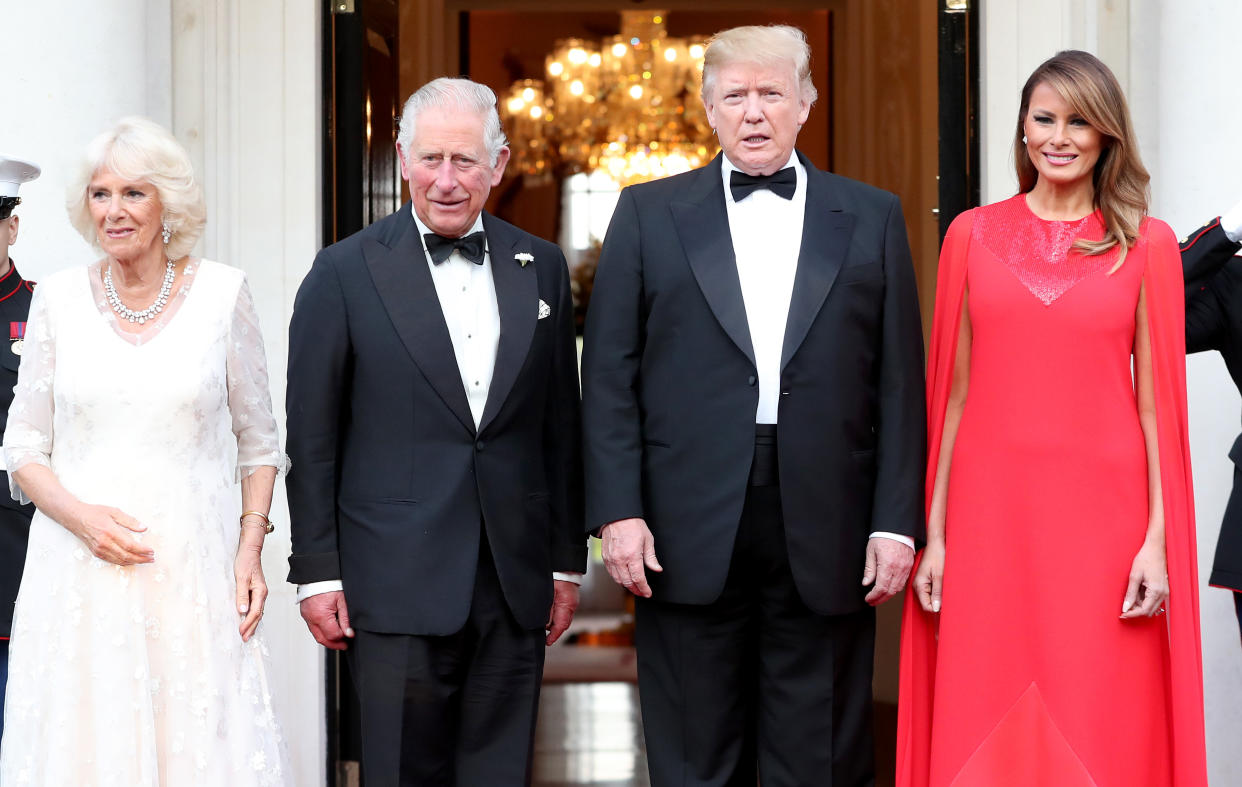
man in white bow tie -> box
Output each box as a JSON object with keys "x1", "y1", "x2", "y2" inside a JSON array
[{"x1": 286, "y1": 77, "x2": 586, "y2": 785}]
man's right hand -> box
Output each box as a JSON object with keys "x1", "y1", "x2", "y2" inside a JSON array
[
  {"x1": 601, "y1": 517, "x2": 662, "y2": 598},
  {"x1": 300, "y1": 590, "x2": 355, "y2": 650}
]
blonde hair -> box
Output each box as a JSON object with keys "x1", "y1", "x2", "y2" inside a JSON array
[
  {"x1": 700, "y1": 25, "x2": 818, "y2": 107},
  {"x1": 67, "y1": 117, "x2": 206, "y2": 261},
  {"x1": 1015, "y1": 50, "x2": 1149, "y2": 270}
]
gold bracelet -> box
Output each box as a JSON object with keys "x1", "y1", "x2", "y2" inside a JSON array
[{"x1": 240, "y1": 510, "x2": 275, "y2": 534}]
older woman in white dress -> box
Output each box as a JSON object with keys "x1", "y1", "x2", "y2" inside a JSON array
[{"x1": 0, "y1": 117, "x2": 289, "y2": 785}]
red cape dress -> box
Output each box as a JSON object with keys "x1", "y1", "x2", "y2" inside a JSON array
[{"x1": 896, "y1": 196, "x2": 1207, "y2": 786}]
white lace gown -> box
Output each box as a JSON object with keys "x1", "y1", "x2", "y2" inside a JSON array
[{"x1": 0, "y1": 259, "x2": 290, "y2": 786}]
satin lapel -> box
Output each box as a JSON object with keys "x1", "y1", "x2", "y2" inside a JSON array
[
  {"x1": 364, "y1": 212, "x2": 477, "y2": 435},
  {"x1": 780, "y1": 161, "x2": 856, "y2": 370},
  {"x1": 671, "y1": 158, "x2": 756, "y2": 366},
  {"x1": 478, "y1": 213, "x2": 538, "y2": 433}
]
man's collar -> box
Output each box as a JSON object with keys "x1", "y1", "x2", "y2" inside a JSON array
[
  {"x1": 720, "y1": 151, "x2": 803, "y2": 202},
  {"x1": 410, "y1": 205, "x2": 485, "y2": 248}
]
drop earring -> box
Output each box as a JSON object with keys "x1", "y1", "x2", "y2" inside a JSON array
[
  {"x1": 161, "y1": 222, "x2": 172, "y2": 244},
  {"x1": 1022, "y1": 135, "x2": 1028, "y2": 144}
]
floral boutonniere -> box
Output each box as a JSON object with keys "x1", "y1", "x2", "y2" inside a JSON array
[{"x1": 514, "y1": 252, "x2": 534, "y2": 268}]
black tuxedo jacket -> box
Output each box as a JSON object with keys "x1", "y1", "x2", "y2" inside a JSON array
[
  {"x1": 1182, "y1": 217, "x2": 1242, "y2": 591},
  {"x1": 581, "y1": 153, "x2": 927, "y2": 615},
  {"x1": 286, "y1": 206, "x2": 586, "y2": 635},
  {"x1": 0, "y1": 262, "x2": 34, "y2": 637}
]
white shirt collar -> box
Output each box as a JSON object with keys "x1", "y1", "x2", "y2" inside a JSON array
[
  {"x1": 409, "y1": 206, "x2": 486, "y2": 257},
  {"x1": 720, "y1": 151, "x2": 804, "y2": 204}
]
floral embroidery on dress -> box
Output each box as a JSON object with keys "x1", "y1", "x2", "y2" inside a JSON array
[{"x1": 0, "y1": 260, "x2": 291, "y2": 785}]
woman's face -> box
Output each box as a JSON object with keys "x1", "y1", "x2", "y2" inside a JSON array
[
  {"x1": 1023, "y1": 81, "x2": 1105, "y2": 190},
  {"x1": 87, "y1": 169, "x2": 165, "y2": 262}
]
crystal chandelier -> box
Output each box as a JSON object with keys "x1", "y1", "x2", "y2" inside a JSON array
[{"x1": 502, "y1": 11, "x2": 717, "y2": 187}]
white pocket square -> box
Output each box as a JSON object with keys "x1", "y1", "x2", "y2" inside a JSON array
[{"x1": 538, "y1": 300, "x2": 551, "y2": 320}]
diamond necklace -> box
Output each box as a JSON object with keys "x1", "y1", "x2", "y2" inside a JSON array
[{"x1": 104, "y1": 258, "x2": 176, "y2": 324}]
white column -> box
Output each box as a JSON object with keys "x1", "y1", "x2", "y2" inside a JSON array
[
  {"x1": 983, "y1": 1, "x2": 1242, "y2": 779},
  {"x1": 170, "y1": 1, "x2": 325, "y2": 784},
  {"x1": 1143, "y1": 4, "x2": 1242, "y2": 784}
]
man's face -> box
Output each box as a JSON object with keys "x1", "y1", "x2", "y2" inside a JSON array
[
  {"x1": 0, "y1": 215, "x2": 18, "y2": 271},
  {"x1": 704, "y1": 60, "x2": 811, "y2": 176},
  {"x1": 398, "y1": 107, "x2": 510, "y2": 238}
]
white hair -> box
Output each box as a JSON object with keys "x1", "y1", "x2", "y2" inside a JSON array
[
  {"x1": 700, "y1": 25, "x2": 818, "y2": 108},
  {"x1": 397, "y1": 77, "x2": 508, "y2": 166},
  {"x1": 66, "y1": 117, "x2": 206, "y2": 261}
]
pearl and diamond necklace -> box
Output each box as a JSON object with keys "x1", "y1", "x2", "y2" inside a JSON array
[{"x1": 104, "y1": 258, "x2": 176, "y2": 324}]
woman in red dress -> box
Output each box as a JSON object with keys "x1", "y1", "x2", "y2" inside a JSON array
[{"x1": 897, "y1": 50, "x2": 1207, "y2": 786}]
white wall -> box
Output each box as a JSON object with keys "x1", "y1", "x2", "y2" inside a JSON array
[
  {"x1": 984, "y1": 1, "x2": 1242, "y2": 782},
  {"x1": 6, "y1": 0, "x2": 172, "y2": 276},
  {"x1": 9, "y1": 1, "x2": 325, "y2": 783},
  {"x1": 1143, "y1": 4, "x2": 1242, "y2": 784}
]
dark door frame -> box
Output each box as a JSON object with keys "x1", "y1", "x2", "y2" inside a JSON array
[
  {"x1": 937, "y1": 0, "x2": 981, "y2": 238},
  {"x1": 321, "y1": 3, "x2": 401, "y2": 785}
]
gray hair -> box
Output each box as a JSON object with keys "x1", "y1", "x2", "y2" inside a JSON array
[
  {"x1": 397, "y1": 77, "x2": 508, "y2": 166},
  {"x1": 700, "y1": 25, "x2": 818, "y2": 108},
  {"x1": 66, "y1": 117, "x2": 206, "y2": 261}
]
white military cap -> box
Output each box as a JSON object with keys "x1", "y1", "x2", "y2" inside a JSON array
[
  {"x1": 0, "y1": 156, "x2": 40, "y2": 198},
  {"x1": 0, "y1": 156, "x2": 40, "y2": 220}
]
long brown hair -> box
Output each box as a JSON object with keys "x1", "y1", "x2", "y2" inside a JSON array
[{"x1": 1015, "y1": 50, "x2": 1149, "y2": 269}]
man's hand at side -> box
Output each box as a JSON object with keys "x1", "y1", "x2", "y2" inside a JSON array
[
  {"x1": 601, "y1": 517, "x2": 662, "y2": 598},
  {"x1": 300, "y1": 590, "x2": 355, "y2": 650},
  {"x1": 546, "y1": 580, "x2": 580, "y2": 645},
  {"x1": 862, "y1": 537, "x2": 914, "y2": 605}
]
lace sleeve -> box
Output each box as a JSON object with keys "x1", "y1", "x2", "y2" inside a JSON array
[
  {"x1": 3, "y1": 283, "x2": 56, "y2": 504},
  {"x1": 226, "y1": 276, "x2": 290, "y2": 479}
]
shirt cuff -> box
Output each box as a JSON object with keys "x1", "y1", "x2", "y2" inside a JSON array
[
  {"x1": 552, "y1": 571, "x2": 583, "y2": 585},
  {"x1": 869, "y1": 531, "x2": 915, "y2": 550},
  {"x1": 296, "y1": 580, "x2": 344, "y2": 602},
  {"x1": 1222, "y1": 198, "x2": 1242, "y2": 242}
]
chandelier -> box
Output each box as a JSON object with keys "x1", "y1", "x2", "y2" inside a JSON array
[{"x1": 501, "y1": 11, "x2": 717, "y2": 187}]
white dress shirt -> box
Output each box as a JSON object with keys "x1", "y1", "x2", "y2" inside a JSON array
[
  {"x1": 416, "y1": 212, "x2": 501, "y2": 428},
  {"x1": 298, "y1": 209, "x2": 579, "y2": 604},
  {"x1": 722, "y1": 152, "x2": 805, "y2": 425},
  {"x1": 721, "y1": 153, "x2": 913, "y2": 552}
]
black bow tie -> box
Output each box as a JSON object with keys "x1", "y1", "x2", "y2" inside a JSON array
[
  {"x1": 424, "y1": 231, "x2": 486, "y2": 265},
  {"x1": 729, "y1": 167, "x2": 797, "y2": 201}
]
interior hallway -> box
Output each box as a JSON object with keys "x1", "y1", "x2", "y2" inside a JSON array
[{"x1": 532, "y1": 682, "x2": 897, "y2": 787}]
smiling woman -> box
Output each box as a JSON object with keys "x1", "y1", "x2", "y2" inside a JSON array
[
  {"x1": 898, "y1": 50, "x2": 1207, "y2": 787},
  {"x1": 0, "y1": 117, "x2": 291, "y2": 785}
]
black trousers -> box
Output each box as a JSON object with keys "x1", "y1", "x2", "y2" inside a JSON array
[
  {"x1": 346, "y1": 537, "x2": 546, "y2": 787},
  {"x1": 635, "y1": 428, "x2": 877, "y2": 787},
  {"x1": 1210, "y1": 465, "x2": 1242, "y2": 641}
]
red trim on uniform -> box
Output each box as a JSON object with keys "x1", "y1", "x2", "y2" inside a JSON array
[
  {"x1": 0, "y1": 263, "x2": 26, "y2": 303},
  {"x1": 1179, "y1": 217, "x2": 1222, "y2": 252}
]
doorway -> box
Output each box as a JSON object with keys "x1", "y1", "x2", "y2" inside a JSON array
[{"x1": 321, "y1": 1, "x2": 978, "y2": 784}]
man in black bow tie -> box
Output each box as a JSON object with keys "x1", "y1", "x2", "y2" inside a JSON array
[
  {"x1": 582, "y1": 24, "x2": 926, "y2": 786},
  {"x1": 286, "y1": 77, "x2": 585, "y2": 785}
]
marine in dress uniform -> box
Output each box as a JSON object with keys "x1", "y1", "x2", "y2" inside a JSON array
[
  {"x1": 1182, "y1": 196, "x2": 1242, "y2": 641},
  {"x1": 0, "y1": 155, "x2": 38, "y2": 739}
]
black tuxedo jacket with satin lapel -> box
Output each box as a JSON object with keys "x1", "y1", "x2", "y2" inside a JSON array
[
  {"x1": 1182, "y1": 218, "x2": 1242, "y2": 591},
  {"x1": 581, "y1": 152, "x2": 927, "y2": 616},
  {"x1": 285, "y1": 206, "x2": 586, "y2": 635}
]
